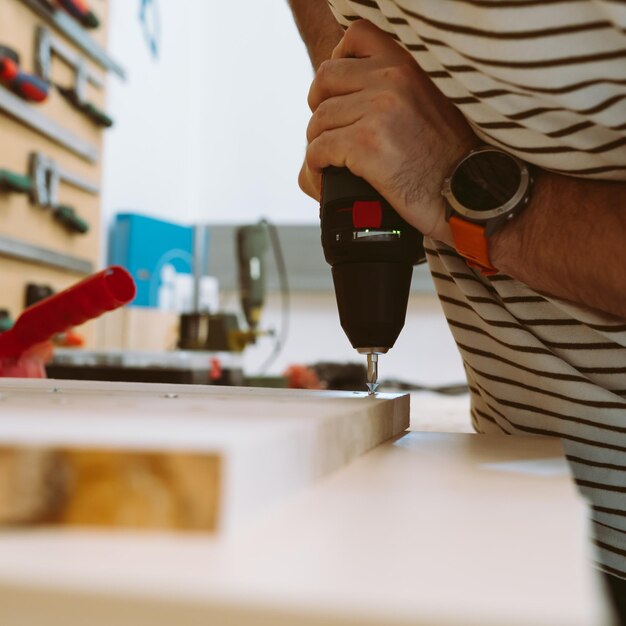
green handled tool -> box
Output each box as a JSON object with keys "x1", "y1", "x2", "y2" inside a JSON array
[
  {"x1": 53, "y1": 204, "x2": 90, "y2": 234},
  {"x1": 57, "y1": 86, "x2": 113, "y2": 128},
  {"x1": 0, "y1": 169, "x2": 32, "y2": 194}
]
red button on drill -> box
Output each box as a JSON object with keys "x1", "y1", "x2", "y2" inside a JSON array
[{"x1": 352, "y1": 201, "x2": 382, "y2": 228}]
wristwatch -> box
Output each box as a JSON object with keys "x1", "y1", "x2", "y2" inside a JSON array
[{"x1": 441, "y1": 146, "x2": 533, "y2": 275}]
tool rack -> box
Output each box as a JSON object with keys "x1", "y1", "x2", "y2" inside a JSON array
[{"x1": 0, "y1": 0, "x2": 125, "y2": 345}]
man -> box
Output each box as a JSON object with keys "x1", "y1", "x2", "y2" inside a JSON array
[{"x1": 287, "y1": 0, "x2": 626, "y2": 620}]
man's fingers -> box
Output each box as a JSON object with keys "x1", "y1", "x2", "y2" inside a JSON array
[
  {"x1": 298, "y1": 161, "x2": 321, "y2": 201},
  {"x1": 305, "y1": 125, "x2": 369, "y2": 180},
  {"x1": 309, "y1": 21, "x2": 416, "y2": 112},
  {"x1": 306, "y1": 92, "x2": 365, "y2": 143},
  {"x1": 307, "y1": 57, "x2": 368, "y2": 111},
  {"x1": 331, "y1": 19, "x2": 403, "y2": 60}
]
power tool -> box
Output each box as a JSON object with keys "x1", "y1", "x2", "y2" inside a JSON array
[
  {"x1": 236, "y1": 221, "x2": 270, "y2": 336},
  {"x1": 178, "y1": 221, "x2": 272, "y2": 354},
  {"x1": 321, "y1": 166, "x2": 425, "y2": 395}
]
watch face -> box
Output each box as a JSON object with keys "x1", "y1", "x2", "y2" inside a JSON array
[{"x1": 451, "y1": 150, "x2": 522, "y2": 212}]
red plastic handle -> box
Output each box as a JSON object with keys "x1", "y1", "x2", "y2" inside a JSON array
[
  {"x1": 57, "y1": 0, "x2": 89, "y2": 19},
  {"x1": 0, "y1": 58, "x2": 18, "y2": 82},
  {"x1": 11, "y1": 72, "x2": 49, "y2": 102},
  {"x1": 0, "y1": 266, "x2": 136, "y2": 359},
  {"x1": 0, "y1": 58, "x2": 49, "y2": 102}
]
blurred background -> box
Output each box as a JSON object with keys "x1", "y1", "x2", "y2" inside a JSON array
[{"x1": 0, "y1": 0, "x2": 465, "y2": 393}]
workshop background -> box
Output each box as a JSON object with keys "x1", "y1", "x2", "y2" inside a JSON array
[
  {"x1": 0, "y1": 2, "x2": 616, "y2": 623},
  {"x1": 0, "y1": 0, "x2": 465, "y2": 394}
]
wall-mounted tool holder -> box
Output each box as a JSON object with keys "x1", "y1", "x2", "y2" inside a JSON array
[
  {"x1": 0, "y1": 86, "x2": 98, "y2": 161},
  {"x1": 35, "y1": 26, "x2": 113, "y2": 127},
  {"x1": 29, "y1": 151, "x2": 97, "y2": 233},
  {"x1": 0, "y1": 233, "x2": 93, "y2": 274},
  {"x1": 0, "y1": 154, "x2": 95, "y2": 235},
  {"x1": 19, "y1": 0, "x2": 125, "y2": 79},
  {"x1": 0, "y1": 0, "x2": 119, "y2": 342}
]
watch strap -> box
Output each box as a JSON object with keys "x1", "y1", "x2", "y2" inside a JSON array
[{"x1": 448, "y1": 215, "x2": 498, "y2": 276}]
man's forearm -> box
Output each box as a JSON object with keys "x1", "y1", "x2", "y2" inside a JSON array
[
  {"x1": 491, "y1": 172, "x2": 626, "y2": 319},
  {"x1": 287, "y1": 0, "x2": 344, "y2": 69}
]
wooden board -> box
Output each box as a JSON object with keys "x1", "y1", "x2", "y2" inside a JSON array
[{"x1": 0, "y1": 378, "x2": 409, "y2": 531}]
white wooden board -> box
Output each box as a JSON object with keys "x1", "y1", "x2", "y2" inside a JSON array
[{"x1": 0, "y1": 378, "x2": 408, "y2": 532}]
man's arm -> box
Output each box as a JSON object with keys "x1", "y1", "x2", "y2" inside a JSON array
[
  {"x1": 301, "y1": 19, "x2": 626, "y2": 320},
  {"x1": 287, "y1": 0, "x2": 344, "y2": 70},
  {"x1": 491, "y1": 172, "x2": 626, "y2": 319}
]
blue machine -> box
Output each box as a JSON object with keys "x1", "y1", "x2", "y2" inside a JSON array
[{"x1": 109, "y1": 213, "x2": 196, "y2": 308}]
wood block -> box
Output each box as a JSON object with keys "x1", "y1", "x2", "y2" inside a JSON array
[
  {"x1": 0, "y1": 378, "x2": 409, "y2": 531},
  {"x1": 94, "y1": 307, "x2": 181, "y2": 351}
]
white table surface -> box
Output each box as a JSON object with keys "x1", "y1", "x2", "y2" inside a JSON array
[{"x1": 0, "y1": 426, "x2": 610, "y2": 626}]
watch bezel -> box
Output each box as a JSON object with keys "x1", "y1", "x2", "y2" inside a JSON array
[{"x1": 442, "y1": 146, "x2": 531, "y2": 223}]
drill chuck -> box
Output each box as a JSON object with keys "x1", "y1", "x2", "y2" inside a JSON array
[
  {"x1": 321, "y1": 166, "x2": 425, "y2": 354},
  {"x1": 331, "y1": 260, "x2": 413, "y2": 350}
]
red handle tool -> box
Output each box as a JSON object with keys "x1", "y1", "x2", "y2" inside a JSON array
[
  {"x1": 0, "y1": 48, "x2": 49, "y2": 103},
  {"x1": 0, "y1": 266, "x2": 136, "y2": 359}
]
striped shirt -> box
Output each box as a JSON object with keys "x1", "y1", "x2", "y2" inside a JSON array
[{"x1": 327, "y1": 0, "x2": 626, "y2": 579}]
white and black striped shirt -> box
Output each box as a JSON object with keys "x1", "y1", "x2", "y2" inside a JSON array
[{"x1": 327, "y1": 0, "x2": 626, "y2": 579}]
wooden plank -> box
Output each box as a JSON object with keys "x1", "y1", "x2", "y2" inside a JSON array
[{"x1": 0, "y1": 378, "x2": 409, "y2": 531}]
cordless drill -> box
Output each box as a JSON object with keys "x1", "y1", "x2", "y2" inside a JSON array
[{"x1": 321, "y1": 166, "x2": 425, "y2": 395}]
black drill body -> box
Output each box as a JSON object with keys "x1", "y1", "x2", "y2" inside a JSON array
[{"x1": 321, "y1": 166, "x2": 425, "y2": 354}]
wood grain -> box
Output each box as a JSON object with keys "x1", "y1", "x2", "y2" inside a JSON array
[{"x1": 0, "y1": 448, "x2": 221, "y2": 530}]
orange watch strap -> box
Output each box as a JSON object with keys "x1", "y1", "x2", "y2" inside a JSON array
[{"x1": 448, "y1": 216, "x2": 498, "y2": 276}]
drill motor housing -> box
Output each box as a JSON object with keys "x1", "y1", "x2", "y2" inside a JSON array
[{"x1": 321, "y1": 166, "x2": 425, "y2": 352}]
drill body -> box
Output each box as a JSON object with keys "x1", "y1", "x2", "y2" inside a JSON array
[{"x1": 320, "y1": 166, "x2": 425, "y2": 391}]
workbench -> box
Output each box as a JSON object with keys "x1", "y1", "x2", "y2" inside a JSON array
[{"x1": 0, "y1": 381, "x2": 611, "y2": 625}]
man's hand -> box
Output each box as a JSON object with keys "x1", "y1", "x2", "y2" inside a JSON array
[
  {"x1": 301, "y1": 19, "x2": 476, "y2": 243},
  {"x1": 293, "y1": 13, "x2": 626, "y2": 317}
]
